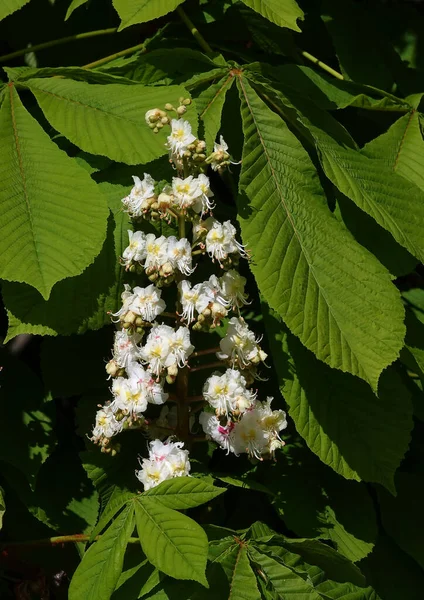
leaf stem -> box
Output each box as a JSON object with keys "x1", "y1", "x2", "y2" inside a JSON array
[
  {"x1": 301, "y1": 51, "x2": 344, "y2": 81},
  {"x1": 1, "y1": 534, "x2": 140, "y2": 548},
  {"x1": 82, "y1": 42, "x2": 147, "y2": 70},
  {"x1": 0, "y1": 28, "x2": 118, "y2": 63},
  {"x1": 176, "y1": 6, "x2": 214, "y2": 57}
]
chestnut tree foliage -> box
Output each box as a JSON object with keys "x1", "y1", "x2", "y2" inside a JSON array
[{"x1": 0, "y1": 0, "x2": 424, "y2": 598}]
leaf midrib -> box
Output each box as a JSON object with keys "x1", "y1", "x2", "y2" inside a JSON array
[
  {"x1": 8, "y1": 85, "x2": 45, "y2": 290},
  {"x1": 238, "y1": 76, "x2": 367, "y2": 378}
]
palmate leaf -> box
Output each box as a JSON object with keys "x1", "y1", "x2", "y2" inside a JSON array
[
  {"x1": 134, "y1": 497, "x2": 209, "y2": 586},
  {"x1": 69, "y1": 505, "x2": 135, "y2": 600},
  {"x1": 0, "y1": 0, "x2": 30, "y2": 20},
  {"x1": 113, "y1": 0, "x2": 186, "y2": 31},
  {"x1": 265, "y1": 317, "x2": 412, "y2": 493},
  {"x1": 0, "y1": 86, "x2": 108, "y2": 299},
  {"x1": 237, "y1": 76, "x2": 405, "y2": 390},
  {"x1": 23, "y1": 78, "x2": 197, "y2": 165},
  {"x1": 239, "y1": 0, "x2": 303, "y2": 32}
]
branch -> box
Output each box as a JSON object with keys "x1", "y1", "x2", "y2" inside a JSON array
[{"x1": 176, "y1": 6, "x2": 214, "y2": 57}]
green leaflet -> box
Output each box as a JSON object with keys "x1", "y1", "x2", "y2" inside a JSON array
[
  {"x1": 237, "y1": 76, "x2": 405, "y2": 390},
  {"x1": 265, "y1": 319, "x2": 412, "y2": 494},
  {"x1": 0, "y1": 86, "x2": 108, "y2": 299},
  {"x1": 195, "y1": 74, "x2": 234, "y2": 151},
  {"x1": 248, "y1": 545, "x2": 323, "y2": 598},
  {"x1": 90, "y1": 488, "x2": 136, "y2": 540},
  {"x1": 3, "y1": 182, "x2": 130, "y2": 341},
  {"x1": 65, "y1": 0, "x2": 89, "y2": 20},
  {"x1": 134, "y1": 497, "x2": 209, "y2": 586},
  {"x1": 24, "y1": 78, "x2": 197, "y2": 165},
  {"x1": 142, "y1": 476, "x2": 225, "y2": 509},
  {"x1": 239, "y1": 0, "x2": 303, "y2": 32},
  {"x1": 362, "y1": 111, "x2": 424, "y2": 192},
  {"x1": 69, "y1": 505, "x2": 135, "y2": 600},
  {"x1": 378, "y1": 473, "x2": 424, "y2": 570},
  {"x1": 222, "y1": 544, "x2": 260, "y2": 600},
  {"x1": 0, "y1": 0, "x2": 30, "y2": 20},
  {"x1": 113, "y1": 0, "x2": 186, "y2": 31}
]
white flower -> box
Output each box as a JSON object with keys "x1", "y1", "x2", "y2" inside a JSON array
[
  {"x1": 130, "y1": 284, "x2": 166, "y2": 322},
  {"x1": 139, "y1": 324, "x2": 173, "y2": 377},
  {"x1": 111, "y1": 374, "x2": 148, "y2": 415},
  {"x1": 110, "y1": 283, "x2": 135, "y2": 322},
  {"x1": 195, "y1": 275, "x2": 228, "y2": 317},
  {"x1": 127, "y1": 362, "x2": 168, "y2": 405},
  {"x1": 178, "y1": 280, "x2": 203, "y2": 322},
  {"x1": 122, "y1": 230, "x2": 147, "y2": 267},
  {"x1": 210, "y1": 136, "x2": 230, "y2": 171},
  {"x1": 193, "y1": 174, "x2": 215, "y2": 214},
  {"x1": 166, "y1": 326, "x2": 194, "y2": 368},
  {"x1": 91, "y1": 404, "x2": 123, "y2": 441},
  {"x1": 217, "y1": 317, "x2": 267, "y2": 368},
  {"x1": 144, "y1": 234, "x2": 168, "y2": 271},
  {"x1": 203, "y1": 369, "x2": 251, "y2": 416},
  {"x1": 172, "y1": 176, "x2": 200, "y2": 210},
  {"x1": 136, "y1": 437, "x2": 191, "y2": 490},
  {"x1": 167, "y1": 118, "x2": 196, "y2": 158},
  {"x1": 112, "y1": 329, "x2": 142, "y2": 369},
  {"x1": 199, "y1": 412, "x2": 236, "y2": 454},
  {"x1": 220, "y1": 270, "x2": 249, "y2": 308},
  {"x1": 233, "y1": 408, "x2": 268, "y2": 460},
  {"x1": 257, "y1": 397, "x2": 287, "y2": 457},
  {"x1": 167, "y1": 237, "x2": 194, "y2": 275},
  {"x1": 122, "y1": 174, "x2": 155, "y2": 217}
]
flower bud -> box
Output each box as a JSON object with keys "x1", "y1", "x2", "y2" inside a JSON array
[
  {"x1": 183, "y1": 98, "x2": 192, "y2": 105},
  {"x1": 167, "y1": 364, "x2": 178, "y2": 377},
  {"x1": 165, "y1": 103, "x2": 174, "y2": 111},
  {"x1": 196, "y1": 141, "x2": 206, "y2": 152},
  {"x1": 161, "y1": 116, "x2": 170, "y2": 124},
  {"x1": 211, "y1": 302, "x2": 227, "y2": 319},
  {"x1": 166, "y1": 373, "x2": 177, "y2": 384},
  {"x1": 105, "y1": 360, "x2": 119, "y2": 377},
  {"x1": 157, "y1": 192, "x2": 172, "y2": 209},
  {"x1": 177, "y1": 105, "x2": 187, "y2": 116},
  {"x1": 156, "y1": 121, "x2": 164, "y2": 129},
  {"x1": 123, "y1": 311, "x2": 137, "y2": 324},
  {"x1": 160, "y1": 261, "x2": 174, "y2": 277},
  {"x1": 135, "y1": 316, "x2": 144, "y2": 326},
  {"x1": 136, "y1": 326, "x2": 145, "y2": 334}
]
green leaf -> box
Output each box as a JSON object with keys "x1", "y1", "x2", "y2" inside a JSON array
[
  {"x1": 65, "y1": 0, "x2": 89, "y2": 20},
  {"x1": 0, "y1": 354, "x2": 55, "y2": 488},
  {"x1": 69, "y1": 505, "x2": 135, "y2": 600},
  {"x1": 248, "y1": 545, "x2": 322, "y2": 599},
  {"x1": 239, "y1": 0, "x2": 303, "y2": 32},
  {"x1": 3, "y1": 183, "x2": 129, "y2": 341},
  {"x1": 314, "y1": 580, "x2": 379, "y2": 600},
  {"x1": 264, "y1": 315, "x2": 412, "y2": 493},
  {"x1": 0, "y1": 86, "x2": 108, "y2": 299},
  {"x1": 196, "y1": 74, "x2": 234, "y2": 151},
  {"x1": 0, "y1": 0, "x2": 30, "y2": 20},
  {"x1": 237, "y1": 76, "x2": 405, "y2": 390},
  {"x1": 24, "y1": 78, "x2": 197, "y2": 165},
  {"x1": 362, "y1": 111, "x2": 424, "y2": 193},
  {"x1": 91, "y1": 488, "x2": 136, "y2": 540},
  {"x1": 313, "y1": 122, "x2": 424, "y2": 265},
  {"x1": 334, "y1": 193, "x2": 417, "y2": 278},
  {"x1": 223, "y1": 543, "x2": 260, "y2": 600},
  {"x1": 134, "y1": 497, "x2": 209, "y2": 586},
  {"x1": 378, "y1": 473, "x2": 424, "y2": 569},
  {"x1": 142, "y1": 476, "x2": 225, "y2": 509},
  {"x1": 100, "y1": 48, "x2": 224, "y2": 87},
  {"x1": 113, "y1": 0, "x2": 186, "y2": 31}
]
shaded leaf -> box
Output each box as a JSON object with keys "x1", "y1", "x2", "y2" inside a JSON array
[
  {"x1": 0, "y1": 0, "x2": 30, "y2": 20},
  {"x1": 113, "y1": 0, "x2": 186, "y2": 31},
  {"x1": 239, "y1": 0, "x2": 303, "y2": 32}
]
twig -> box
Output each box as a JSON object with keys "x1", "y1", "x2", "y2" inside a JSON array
[
  {"x1": 301, "y1": 51, "x2": 344, "y2": 81},
  {"x1": 0, "y1": 28, "x2": 117, "y2": 63},
  {"x1": 176, "y1": 6, "x2": 214, "y2": 57},
  {"x1": 1, "y1": 534, "x2": 139, "y2": 548},
  {"x1": 191, "y1": 347, "x2": 220, "y2": 358}
]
